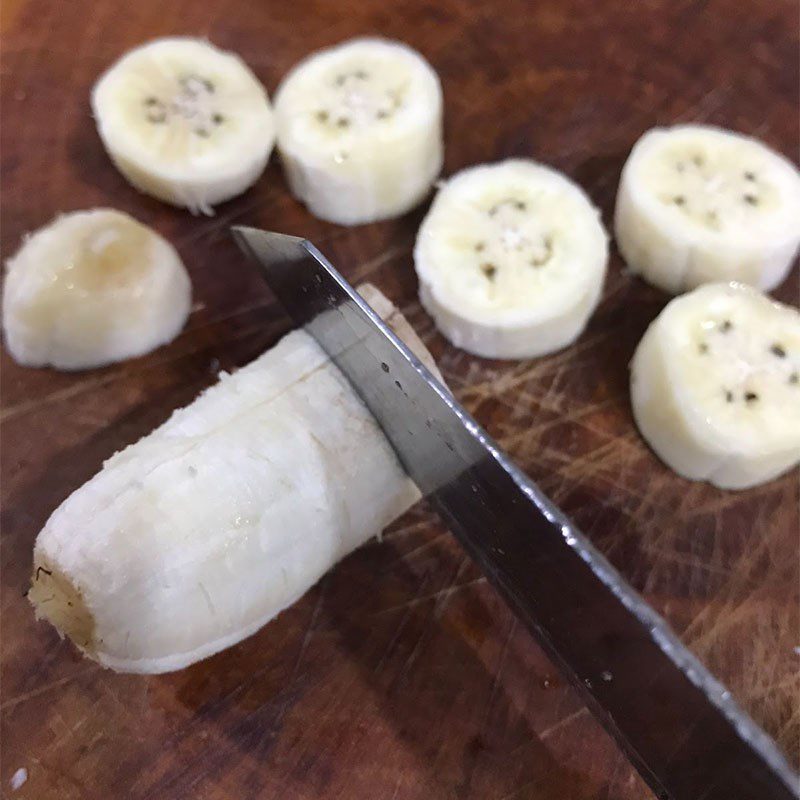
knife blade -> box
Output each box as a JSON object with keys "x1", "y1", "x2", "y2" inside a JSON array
[{"x1": 232, "y1": 227, "x2": 798, "y2": 800}]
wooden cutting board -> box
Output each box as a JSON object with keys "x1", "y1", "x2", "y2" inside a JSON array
[{"x1": 1, "y1": 1, "x2": 797, "y2": 797}]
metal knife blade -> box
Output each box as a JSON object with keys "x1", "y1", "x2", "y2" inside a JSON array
[{"x1": 232, "y1": 227, "x2": 798, "y2": 800}]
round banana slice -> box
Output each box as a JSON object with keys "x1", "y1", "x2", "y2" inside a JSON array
[
  {"x1": 615, "y1": 125, "x2": 800, "y2": 293},
  {"x1": 414, "y1": 159, "x2": 608, "y2": 359},
  {"x1": 92, "y1": 37, "x2": 275, "y2": 214},
  {"x1": 630, "y1": 282, "x2": 800, "y2": 489},
  {"x1": 274, "y1": 37, "x2": 443, "y2": 225},
  {"x1": 3, "y1": 209, "x2": 191, "y2": 370}
]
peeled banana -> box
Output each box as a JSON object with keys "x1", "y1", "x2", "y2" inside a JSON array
[
  {"x1": 2, "y1": 209, "x2": 191, "y2": 370},
  {"x1": 414, "y1": 159, "x2": 608, "y2": 359},
  {"x1": 615, "y1": 125, "x2": 800, "y2": 293},
  {"x1": 274, "y1": 37, "x2": 443, "y2": 225},
  {"x1": 630, "y1": 282, "x2": 800, "y2": 489},
  {"x1": 28, "y1": 285, "x2": 440, "y2": 673},
  {"x1": 92, "y1": 37, "x2": 276, "y2": 214}
]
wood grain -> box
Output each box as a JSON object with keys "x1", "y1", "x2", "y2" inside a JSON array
[{"x1": 1, "y1": 1, "x2": 798, "y2": 798}]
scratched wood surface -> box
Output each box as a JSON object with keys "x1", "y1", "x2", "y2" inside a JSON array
[{"x1": 1, "y1": 1, "x2": 798, "y2": 798}]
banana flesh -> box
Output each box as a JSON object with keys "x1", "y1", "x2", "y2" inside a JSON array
[
  {"x1": 630, "y1": 282, "x2": 800, "y2": 489},
  {"x1": 28, "y1": 285, "x2": 440, "y2": 673},
  {"x1": 414, "y1": 159, "x2": 608, "y2": 359},
  {"x1": 2, "y1": 209, "x2": 191, "y2": 370},
  {"x1": 92, "y1": 37, "x2": 276, "y2": 214},
  {"x1": 274, "y1": 37, "x2": 443, "y2": 225},
  {"x1": 615, "y1": 125, "x2": 800, "y2": 293}
]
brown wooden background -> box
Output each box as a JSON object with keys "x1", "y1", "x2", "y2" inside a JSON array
[{"x1": 1, "y1": 1, "x2": 798, "y2": 798}]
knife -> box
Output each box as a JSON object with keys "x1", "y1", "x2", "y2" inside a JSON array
[{"x1": 232, "y1": 227, "x2": 798, "y2": 800}]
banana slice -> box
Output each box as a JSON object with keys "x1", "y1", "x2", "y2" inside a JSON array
[
  {"x1": 2, "y1": 209, "x2": 191, "y2": 370},
  {"x1": 414, "y1": 159, "x2": 608, "y2": 359},
  {"x1": 630, "y1": 282, "x2": 800, "y2": 489},
  {"x1": 615, "y1": 125, "x2": 800, "y2": 293},
  {"x1": 92, "y1": 37, "x2": 275, "y2": 214},
  {"x1": 28, "y1": 285, "x2": 440, "y2": 673},
  {"x1": 274, "y1": 37, "x2": 443, "y2": 225}
]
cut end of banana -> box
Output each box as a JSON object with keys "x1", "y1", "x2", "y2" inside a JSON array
[
  {"x1": 615, "y1": 125, "x2": 800, "y2": 293},
  {"x1": 274, "y1": 37, "x2": 443, "y2": 225},
  {"x1": 630, "y1": 282, "x2": 800, "y2": 489},
  {"x1": 414, "y1": 159, "x2": 608, "y2": 359},
  {"x1": 29, "y1": 559, "x2": 96, "y2": 655},
  {"x1": 92, "y1": 37, "x2": 276, "y2": 213},
  {"x1": 2, "y1": 209, "x2": 191, "y2": 370}
]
